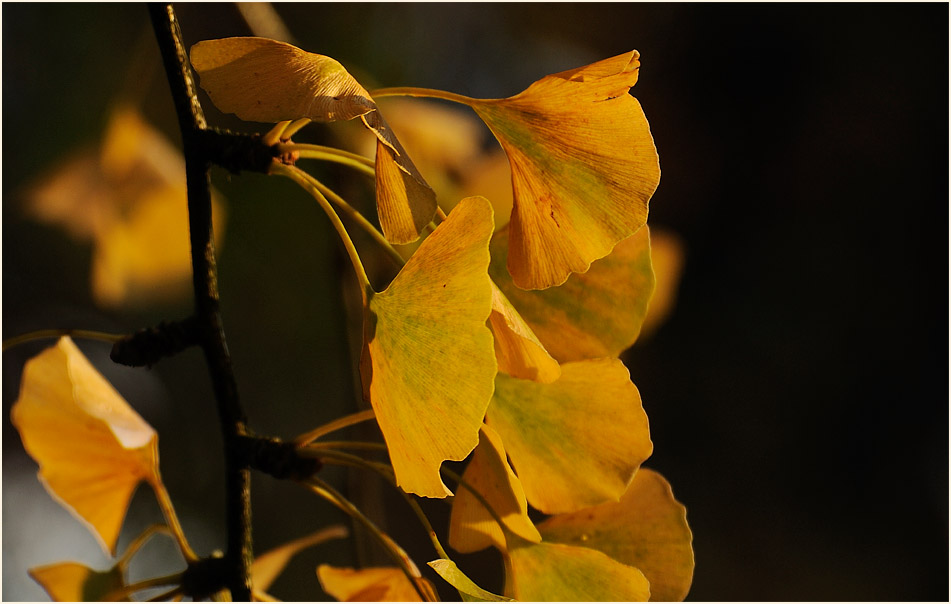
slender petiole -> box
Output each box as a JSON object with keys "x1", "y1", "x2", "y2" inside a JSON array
[
  {"x1": 2, "y1": 329, "x2": 124, "y2": 352},
  {"x1": 118, "y1": 524, "x2": 174, "y2": 571},
  {"x1": 148, "y1": 478, "x2": 199, "y2": 562},
  {"x1": 277, "y1": 143, "x2": 376, "y2": 177},
  {"x1": 303, "y1": 476, "x2": 434, "y2": 602},
  {"x1": 262, "y1": 120, "x2": 292, "y2": 146},
  {"x1": 272, "y1": 163, "x2": 372, "y2": 301},
  {"x1": 370, "y1": 86, "x2": 480, "y2": 106},
  {"x1": 441, "y1": 466, "x2": 513, "y2": 540},
  {"x1": 282, "y1": 118, "x2": 312, "y2": 140},
  {"x1": 293, "y1": 409, "x2": 377, "y2": 447},
  {"x1": 105, "y1": 572, "x2": 184, "y2": 601}
]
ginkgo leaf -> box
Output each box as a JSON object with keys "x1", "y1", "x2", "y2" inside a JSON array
[
  {"x1": 639, "y1": 229, "x2": 686, "y2": 339},
  {"x1": 427, "y1": 559, "x2": 513, "y2": 602},
  {"x1": 489, "y1": 224, "x2": 654, "y2": 362},
  {"x1": 488, "y1": 283, "x2": 560, "y2": 383},
  {"x1": 470, "y1": 50, "x2": 660, "y2": 290},
  {"x1": 29, "y1": 561, "x2": 126, "y2": 602},
  {"x1": 503, "y1": 535, "x2": 650, "y2": 602},
  {"x1": 448, "y1": 424, "x2": 541, "y2": 553},
  {"x1": 363, "y1": 196, "x2": 496, "y2": 497},
  {"x1": 251, "y1": 525, "x2": 349, "y2": 591},
  {"x1": 10, "y1": 337, "x2": 161, "y2": 555},
  {"x1": 317, "y1": 565, "x2": 435, "y2": 602},
  {"x1": 190, "y1": 37, "x2": 436, "y2": 243},
  {"x1": 190, "y1": 37, "x2": 376, "y2": 123},
  {"x1": 538, "y1": 468, "x2": 694, "y2": 602},
  {"x1": 486, "y1": 359, "x2": 652, "y2": 514}
]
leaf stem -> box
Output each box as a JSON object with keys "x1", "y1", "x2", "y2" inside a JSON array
[
  {"x1": 2, "y1": 329, "x2": 123, "y2": 351},
  {"x1": 282, "y1": 118, "x2": 312, "y2": 139},
  {"x1": 118, "y1": 524, "x2": 173, "y2": 571},
  {"x1": 441, "y1": 467, "x2": 512, "y2": 540},
  {"x1": 276, "y1": 143, "x2": 375, "y2": 175},
  {"x1": 262, "y1": 120, "x2": 291, "y2": 146},
  {"x1": 303, "y1": 476, "x2": 434, "y2": 602},
  {"x1": 370, "y1": 86, "x2": 479, "y2": 106},
  {"x1": 149, "y1": 478, "x2": 199, "y2": 562},
  {"x1": 272, "y1": 163, "x2": 372, "y2": 299},
  {"x1": 293, "y1": 409, "x2": 377, "y2": 447},
  {"x1": 106, "y1": 571, "x2": 185, "y2": 601}
]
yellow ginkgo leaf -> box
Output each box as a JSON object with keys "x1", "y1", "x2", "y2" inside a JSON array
[
  {"x1": 29, "y1": 561, "x2": 126, "y2": 602},
  {"x1": 487, "y1": 359, "x2": 652, "y2": 514},
  {"x1": 488, "y1": 283, "x2": 560, "y2": 383},
  {"x1": 503, "y1": 535, "x2": 650, "y2": 602},
  {"x1": 190, "y1": 37, "x2": 376, "y2": 123},
  {"x1": 538, "y1": 468, "x2": 695, "y2": 602},
  {"x1": 489, "y1": 225, "x2": 654, "y2": 362},
  {"x1": 427, "y1": 559, "x2": 513, "y2": 602},
  {"x1": 10, "y1": 337, "x2": 161, "y2": 555},
  {"x1": 639, "y1": 228, "x2": 686, "y2": 339},
  {"x1": 190, "y1": 37, "x2": 436, "y2": 244},
  {"x1": 448, "y1": 424, "x2": 541, "y2": 553},
  {"x1": 363, "y1": 196, "x2": 496, "y2": 497},
  {"x1": 251, "y1": 525, "x2": 349, "y2": 591},
  {"x1": 317, "y1": 565, "x2": 435, "y2": 602},
  {"x1": 470, "y1": 50, "x2": 660, "y2": 290}
]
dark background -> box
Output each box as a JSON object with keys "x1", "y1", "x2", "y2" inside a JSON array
[{"x1": 3, "y1": 3, "x2": 947, "y2": 601}]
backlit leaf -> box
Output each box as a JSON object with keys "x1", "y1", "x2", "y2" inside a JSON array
[
  {"x1": 487, "y1": 359, "x2": 652, "y2": 514},
  {"x1": 489, "y1": 225, "x2": 654, "y2": 362},
  {"x1": 317, "y1": 565, "x2": 434, "y2": 602},
  {"x1": 539, "y1": 468, "x2": 695, "y2": 602},
  {"x1": 251, "y1": 525, "x2": 349, "y2": 591},
  {"x1": 488, "y1": 283, "x2": 560, "y2": 382},
  {"x1": 363, "y1": 196, "x2": 496, "y2": 497},
  {"x1": 29, "y1": 561, "x2": 126, "y2": 602},
  {"x1": 640, "y1": 229, "x2": 686, "y2": 339},
  {"x1": 10, "y1": 337, "x2": 160, "y2": 555},
  {"x1": 448, "y1": 424, "x2": 541, "y2": 553},
  {"x1": 427, "y1": 559, "x2": 513, "y2": 602},
  {"x1": 504, "y1": 536, "x2": 650, "y2": 601},
  {"x1": 470, "y1": 50, "x2": 660, "y2": 289}
]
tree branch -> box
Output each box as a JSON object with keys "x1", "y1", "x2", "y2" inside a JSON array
[{"x1": 148, "y1": 4, "x2": 253, "y2": 600}]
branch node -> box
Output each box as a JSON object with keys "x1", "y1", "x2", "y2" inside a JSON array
[
  {"x1": 237, "y1": 435, "x2": 323, "y2": 480},
  {"x1": 110, "y1": 317, "x2": 200, "y2": 367},
  {"x1": 182, "y1": 552, "x2": 229, "y2": 601}
]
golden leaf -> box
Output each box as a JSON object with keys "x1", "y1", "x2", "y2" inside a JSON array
[
  {"x1": 251, "y1": 525, "x2": 349, "y2": 591},
  {"x1": 427, "y1": 559, "x2": 513, "y2": 602},
  {"x1": 487, "y1": 359, "x2": 652, "y2": 514},
  {"x1": 488, "y1": 282, "x2": 560, "y2": 383},
  {"x1": 10, "y1": 337, "x2": 160, "y2": 555},
  {"x1": 470, "y1": 50, "x2": 660, "y2": 289},
  {"x1": 503, "y1": 536, "x2": 650, "y2": 602},
  {"x1": 640, "y1": 228, "x2": 686, "y2": 339},
  {"x1": 317, "y1": 565, "x2": 434, "y2": 602},
  {"x1": 539, "y1": 468, "x2": 695, "y2": 602},
  {"x1": 489, "y1": 225, "x2": 654, "y2": 362},
  {"x1": 448, "y1": 424, "x2": 541, "y2": 553},
  {"x1": 29, "y1": 562, "x2": 126, "y2": 602},
  {"x1": 363, "y1": 196, "x2": 496, "y2": 497}
]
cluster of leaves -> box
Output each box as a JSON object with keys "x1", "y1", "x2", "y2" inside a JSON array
[{"x1": 10, "y1": 23, "x2": 692, "y2": 603}]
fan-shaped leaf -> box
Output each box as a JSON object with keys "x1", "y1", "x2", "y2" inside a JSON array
[
  {"x1": 29, "y1": 562, "x2": 126, "y2": 602},
  {"x1": 317, "y1": 566, "x2": 435, "y2": 602},
  {"x1": 428, "y1": 559, "x2": 513, "y2": 602},
  {"x1": 488, "y1": 283, "x2": 560, "y2": 382},
  {"x1": 487, "y1": 359, "x2": 652, "y2": 514},
  {"x1": 251, "y1": 526, "x2": 349, "y2": 591}
]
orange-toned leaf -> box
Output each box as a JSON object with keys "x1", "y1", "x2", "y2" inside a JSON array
[
  {"x1": 448, "y1": 424, "x2": 541, "y2": 553},
  {"x1": 489, "y1": 225, "x2": 654, "y2": 362},
  {"x1": 317, "y1": 565, "x2": 434, "y2": 602},
  {"x1": 503, "y1": 536, "x2": 650, "y2": 601},
  {"x1": 488, "y1": 283, "x2": 560, "y2": 382},
  {"x1": 251, "y1": 525, "x2": 349, "y2": 591},
  {"x1": 363, "y1": 196, "x2": 496, "y2": 497},
  {"x1": 539, "y1": 468, "x2": 695, "y2": 602},
  {"x1": 640, "y1": 229, "x2": 686, "y2": 339},
  {"x1": 29, "y1": 562, "x2": 126, "y2": 602},
  {"x1": 190, "y1": 37, "x2": 375, "y2": 123},
  {"x1": 487, "y1": 359, "x2": 652, "y2": 514},
  {"x1": 427, "y1": 559, "x2": 513, "y2": 602},
  {"x1": 10, "y1": 337, "x2": 160, "y2": 555},
  {"x1": 471, "y1": 50, "x2": 659, "y2": 289}
]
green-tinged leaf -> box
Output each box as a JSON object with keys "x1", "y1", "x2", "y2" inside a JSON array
[
  {"x1": 490, "y1": 225, "x2": 654, "y2": 362},
  {"x1": 504, "y1": 536, "x2": 650, "y2": 601},
  {"x1": 29, "y1": 562, "x2": 126, "y2": 602},
  {"x1": 449, "y1": 424, "x2": 541, "y2": 553},
  {"x1": 10, "y1": 337, "x2": 160, "y2": 555},
  {"x1": 539, "y1": 468, "x2": 694, "y2": 601},
  {"x1": 363, "y1": 196, "x2": 496, "y2": 497},
  {"x1": 428, "y1": 559, "x2": 513, "y2": 602},
  {"x1": 471, "y1": 50, "x2": 659, "y2": 290},
  {"x1": 251, "y1": 525, "x2": 349, "y2": 591},
  {"x1": 487, "y1": 359, "x2": 652, "y2": 514},
  {"x1": 489, "y1": 283, "x2": 560, "y2": 382},
  {"x1": 317, "y1": 565, "x2": 435, "y2": 602}
]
